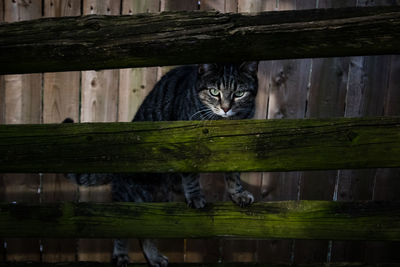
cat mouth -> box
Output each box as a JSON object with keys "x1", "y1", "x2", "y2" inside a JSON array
[{"x1": 218, "y1": 109, "x2": 235, "y2": 118}]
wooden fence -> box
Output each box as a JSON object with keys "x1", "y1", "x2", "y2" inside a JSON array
[
  {"x1": 0, "y1": 117, "x2": 400, "y2": 173},
  {"x1": 0, "y1": 0, "x2": 400, "y2": 266},
  {"x1": 1, "y1": 201, "x2": 400, "y2": 240},
  {"x1": 2, "y1": 6, "x2": 400, "y2": 74}
]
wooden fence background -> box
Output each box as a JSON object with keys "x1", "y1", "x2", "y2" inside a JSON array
[{"x1": 0, "y1": 0, "x2": 399, "y2": 264}]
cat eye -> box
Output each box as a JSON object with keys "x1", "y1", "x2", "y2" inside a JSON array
[
  {"x1": 234, "y1": 91, "x2": 245, "y2": 98},
  {"x1": 209, "y1": 88, "x2": 220, "y2": 97}
]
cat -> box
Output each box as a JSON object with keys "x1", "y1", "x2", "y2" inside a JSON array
[{"x1": 65, "y1": 62, "x2": 259, "y2": 267}]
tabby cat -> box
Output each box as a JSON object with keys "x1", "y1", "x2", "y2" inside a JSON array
[{"x1": 66, "y1": 62, "x2": 259, "y2": 267}]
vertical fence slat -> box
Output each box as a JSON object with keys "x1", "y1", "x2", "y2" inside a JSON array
[
  {"x1": 361, "y1": 3, "x2": 400, "y2": 260},
  {"x1": 41, "y1": 0, "x2": 82, "y2": 263},
  {"x1": 1, "y1": 0, "x2": 42, "y2": 262},
  {"x1": 41, "y1": 0, "x2": 81, "y2": 200},
  {"x1": 333, "y1": 55, "x2": 391, "y2": 264},
  {"x1": 338, "y1": 2, "x2": 394, "y2": 201},
  {"x1": 118, "y1": 0, "x2": 160, "y2": 264},
  {"x1": 160, "y1": 0, "x2": 198, "y2": 12},
  {"x1": 338, "y1": 32, "x2": 392, "y2": 267},
  {"x1": 300, "y1": 57, "x2": 350, "y2": 200},
  {"x1": 332, "y1": 0, "x2": 399, "y2": 263},
  {"x1": 118, "y1": 62, "x2": 158, "y2": 122},
  {"x1": 253, "y1": 0, "x2": 312, "y2": 264},
  {"x1": 372, "y1": 54, "x2": 400, "y2": 202},
  {"x1": 157, "y1": 0, "x2": 200, "y2": 80},
  {"x1": 237, "y1": 0, "x2": 275, "y2": 12},
  {"x1": 263, "y1": 0, "x2": 312, "y2": 202},
  {"x1": 201, "y1": 0, "x2": 237, "y2": 12},
  {"x1": 78, "y1": 0, "x2": 120, "y2": 263},
  {"x1": 306, "y1": 57, "x2": 349, "y2": 118},
  {"x1": 383, "y1": 55, "x2": 400, "y2": 116},
  {"x1": 295, "y1": 0, "x2": 357, "y2": 264},
  {"x1": 118, "y1": 0, "x2": 159, "y2": 123}
]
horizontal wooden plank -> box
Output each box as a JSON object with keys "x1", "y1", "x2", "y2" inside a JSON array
[
  {"x1": 0, "y1": 117, "x2": 399, "y2": 173},
  {"x1": 0, "y1": 262, "x2": 397, "y2": 267},
  {"x1": 0, "y1": 6, "x2": 400, "y2": 74},
  {"x1": 0, "y1": 201, "x2": 399, "y2": 240}
]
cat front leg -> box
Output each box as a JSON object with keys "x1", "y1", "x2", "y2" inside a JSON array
[
  {"x1": 112, "y1": 239, "x2": 129, "y2": 267},
  {"x1": 141, "y1": 239, "x2": 169, "y2": 267},
  {"x1": 225, "y1": 172, "x2": 254, "y2": 207},
  {"x1": 181, "y1": 173, "x2": 206, "y2": 209},
  {"x1": 113, "y1": 239, "x2": 168, "y2": 267},
  {"x1": 111, "y1": 177, "x2": 169, "y2": 267}
]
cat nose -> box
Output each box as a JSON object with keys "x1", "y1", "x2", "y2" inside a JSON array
[{"x1": 222, "y1": 107, "x2": 230, "y2": 113}]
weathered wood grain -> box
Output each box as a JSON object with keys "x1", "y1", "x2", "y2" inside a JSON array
[
  {"x1": 1, "y1": 0, "x2": 42, "y2": 262},
  {"x1": 0, "y1": 201, "x2": 399, "y2": 240},
  {"x1": 78, "y1": 0, "x2": 119, "y2": 263},
  {"x1": 42, "y1": 0, "x2": 81, "y2": 263},
  {"x1": 335, "y1": 0, "x2": 396, "y2": 255},
  {"x1": 0, "y1": 117, "x2": 399, "y2": 173},
  {"x1": 265, "y1": 0, "x2": 315, "y2": 263},
  {"x1": 239, "y1": 0, "x2": 303, "y2": 263},
  {"x1": 1, "y1": 6, "x2": 400, "y2": 74},
  {"x1": 299, "y1": 2, "x2": 357, "y2": 264},
  {"x1": 118, "y1": 0, "x2": 162, "y2": 264}
]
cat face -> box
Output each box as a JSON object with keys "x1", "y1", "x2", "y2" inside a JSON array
[{"x1": 196, "y1": 62, "x2": 258, "y2": 120}]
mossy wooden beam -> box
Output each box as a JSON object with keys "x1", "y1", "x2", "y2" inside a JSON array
[
  {"x1": 0, "y1": 117, "x2": 399, "y2": 173},
  {"x1": 0, "y1": 201, "x2": 399, "y2": 240},
  {"x1": 0, "y1": 6, "x2": 400, "y2": 74},
  {"x1": 0, "y1": 262, "x2": 397, "y2": 267}
]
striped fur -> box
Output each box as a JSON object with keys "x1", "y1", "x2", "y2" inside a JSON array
[{"x1": 65, "y1": 62, "x2": 258, "y2": 267}]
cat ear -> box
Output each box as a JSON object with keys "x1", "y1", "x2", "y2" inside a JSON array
[
  {"x1": 240, "y1": 61, "x2": 259, "y2": 76},
  {"x1": 198, "y1": 64, "x2": 217, "y2": 75}
]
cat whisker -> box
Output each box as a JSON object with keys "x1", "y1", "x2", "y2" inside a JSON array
[
  {"x1": 203, "y1": 111, "x2": 219, "y2": 123},
  {"x1": 189, "y1": 108, "x2": 211, "y2": 121},
  {"x1": 204, "y1": 111, "x2": 219, "y2": 121},
  {"x1": 203, "y1": 111, "x2": 214, "y2": 120},
  {"x1": 198, "y1": 110, "x2": 212, "y2": 120},
  {"x1": 192, "y1": 109, "x2": 214, "y2": 128},
  {"x1": 189, "y1": 111, "x2": 203, "y2": 121}
]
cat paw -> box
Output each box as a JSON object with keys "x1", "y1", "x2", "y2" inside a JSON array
[
  {"x1": 187, "y1": 195, "x2": 207, "y2": 209},
  {"x1": 146, "y1": 253, "x2": 169, "y2": 267},
  {"x1": 230, "y1": 190, "x2": 254, "y2": 207},
  {"x1": 112, "y1": 253, "x2": 129, "y2": 267}
]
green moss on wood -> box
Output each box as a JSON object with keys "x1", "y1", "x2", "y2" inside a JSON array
[
  {"x1": 0, "y1": 201, "x2": 399, "y2": 240},
  {"x1": 0, "y1": 117, "x2": 399, "y2": 173}
]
